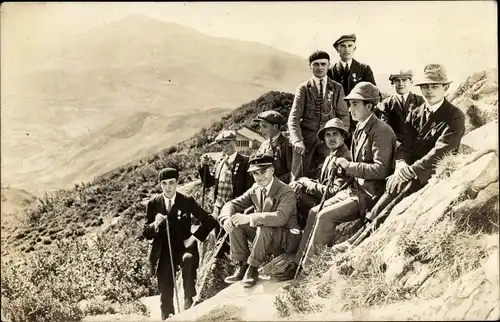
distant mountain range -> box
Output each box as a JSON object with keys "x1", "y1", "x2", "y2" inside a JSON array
[{"x1": 1, "y1": 14, "x2": 310, "y2": 195}]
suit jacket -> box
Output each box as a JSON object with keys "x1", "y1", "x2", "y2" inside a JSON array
[
  {"x1": 218, "y1": 177, "x2": 299, "y2": 230},
  {"x1": 378, "y1": 92, "x2": 425, "y2": 143},
  {"x1": 288, "y1": 78, "x2": 350, "y2": 144},
  {"x1": 142, "y1": 193, "x2": 218, "y2": 277},
  {"x1": 303, "y1": 143, "x2": 352, "y2": 199},
  {"x1": 344, "y1": 115, "x2": 397, "y2": 216},
  {"x1": 199, "y1": 153, "x2": 253, "y2": 204},
  {"x1": 327, "y1": 59, "x2": 376, "y2": 96},
  {"x1": 396, "y1": 99, "x2": 466, "y2": 184},
  {"x1": 256, "y1": 133, "x2": 293, "y2": 184}
]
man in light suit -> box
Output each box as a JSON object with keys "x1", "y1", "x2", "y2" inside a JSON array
[
  {"x1": 253, "y1": 111, "x2": 293, "y2": 184},
  {"x1": 276, "y1": 82, "x2": 396, "y2": 280},
  {"x1": 376, "y1": 69, "x2": 425, "y2": 144},
  {"x1": 335, "y1": 64, "x2": 466, "y2": 252},
  {"x1": 288, "y1": 50, "x2": 350, "y2": 180},
  {"x1": 218, "y1": 151, "x2": 301, "y2": 288}
]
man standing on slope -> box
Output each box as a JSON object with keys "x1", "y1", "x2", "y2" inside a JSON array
[
  {"x1": 142, "y1": 168, "x2": 218, "y2": 319},
  {"x1": 335, "y1": 63, "x2": 466, "y2": 252},
  {"x1": 376, "y1": 69, "x2": 425, "y2": 145},
  {"x1": 288, "y1": 50, "x2": 350, "y2": 181},
  {"x1": 253, "y1": 110, "x2": 293, "y2": 184},
  {"x1": 219, "y1": 151, "x2": 301, "y2": 288}
]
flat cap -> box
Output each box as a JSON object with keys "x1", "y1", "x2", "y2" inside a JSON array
[
  {"x1": 248, "y1": 151, "x2": 275, "y2": 172},
  {"x1": 333, "y1": 34, "x2": 357, "y2": 48},
  {"x1": 158, "y1": 168, "x2": 179, "y2": 182},
  {"x1": 214, "y1": 130, "x2": 237, "y2": 144},
  {"x1": 309, "y1": 50, "x2": 330, "y2": 64},
  {"x1": 317, "y1": 118, "x2": 350, "y2": 141},
  {"x1": 414, "y1": 63, "x2": 452, "y2": 86},
  {"x1": 253, "y1": 110, "x2": 284, "y2": 125},
  {"x1": 343, "y1": 81, "x2": 380, "y2": 105},
  {"x1": 389, "y1": 69, "x2": 413, "y2": 81}
]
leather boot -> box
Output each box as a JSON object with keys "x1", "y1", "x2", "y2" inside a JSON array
[
  {"x1": 242, "y1": 265, "x2": 260, "y2": 288},
  {"x1": 184, "y1": 297, "x2": 193, "y2": 310},
  {"x1": 275, "y1": 262, "x2": 299, "y2": 282},
  {"x1": 224, "y1": 261, "x2": 248, "y2": 284}
]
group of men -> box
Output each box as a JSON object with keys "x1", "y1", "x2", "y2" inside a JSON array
[{"x1": 141, "y1": 33, "x2": 466, "y2": 320}]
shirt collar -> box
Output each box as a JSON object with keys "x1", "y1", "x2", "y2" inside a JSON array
[
  {"x1": 263, "y1": 177, "x2": 274, "y2": 193},
  {"x1": 163, "y1": 192, "x2": 176, "y2": 205},
  {"x1": 270, "y1": 133, "x2": 280, "y2": 143},
  {"x1": 356, "y1": 113, "x2": 374, "y2": 130},
  {"x1": 426, "y1": 98, "x2": 445, "y2": 113},
  {"x1": 224, "y1": 151, "x2": 238, "y2": 164},
  {"x1": 340, "y1": 59, "x2": 353, "y2": 69},
  {"x1": 311, "y1": 75, "x2": 328, "y2": 86},
  {"x1": 400, "y1": 91, "x2": 410, "y2": 101}
]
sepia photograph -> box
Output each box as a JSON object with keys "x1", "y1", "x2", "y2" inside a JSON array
[{"x1": 1, "y1": 1, "x2": 498, "y2": 321}]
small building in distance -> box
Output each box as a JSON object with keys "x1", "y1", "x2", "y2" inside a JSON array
[{"x1": 207, "y1": 125, "x2": 265, "y2": 156}]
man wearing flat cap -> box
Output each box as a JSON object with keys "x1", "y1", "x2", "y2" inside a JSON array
[
  {"x1": 142, "y1": 168, "x2": 218, "y2": 319},
  {"x1": 253, "y1": 110, "x2": 293, "y2": 184},
  {"x1": 277, "y1": 82, "x2": 397, "y2": 280},
  {"x1": 288, "y1": 50, "x2": 350, "y2": 181},
  {"x1": 336, "y1": 63, "x2": 465, "y2": 252},
  {"x1": 377, "y1": 69, "x2": 425, "y2": 144},
  {"x1": 218, "y1": 151, "x2": 301, "y2": 288}
]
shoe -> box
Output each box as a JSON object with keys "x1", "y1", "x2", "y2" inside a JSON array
[
  {"x1": 224, "y1": 261, "x2": 249, "y2": 284},
  {"x1": 242, "y1": 265, "x2": 259, "y2": 288},
  {"x1": 275, "y1": 262, "x2": 298, "y2": 281},
  {"x1": 184, "y1": 297, "x2": 193, "y2": 310}
]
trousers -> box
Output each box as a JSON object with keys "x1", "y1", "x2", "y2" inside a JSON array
[{"x1": 291, "y1": 133, "x2": 330, "y2": 181}]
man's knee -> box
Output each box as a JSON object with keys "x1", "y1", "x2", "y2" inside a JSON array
[
  {"x1": 182, "y1": 252, "x2": 194, "y2": 264},
  {"x1": 256, "y1": 226, "x2": 274, "y2": 237}
]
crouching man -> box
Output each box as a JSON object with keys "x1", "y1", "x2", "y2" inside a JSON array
[
  {"x1": 143, "y1": 168, "x2": 218, "y2": 320},
  {"x1": 218, "y1": 151, "x2": 301, "y2": 288}
]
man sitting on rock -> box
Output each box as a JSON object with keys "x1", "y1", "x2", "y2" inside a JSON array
[
  {"x1": 142, "y1": 168, "x2": 218, "y2": 319},
  {"x1": 276, "y1": 82, "x2": 397, "y2": 281},
  {"x1": 253, "y1": 111, "x2": 293, "y2": 184},
  {"x1": 218, "y1": 151, "x2": 301, "y2": 288},
  {"x1": 289, "y1": 118, "x2": 352, "y2": 229},
  {"x1": 335, "y1": 63, "x2": 466, "y2": 252}
]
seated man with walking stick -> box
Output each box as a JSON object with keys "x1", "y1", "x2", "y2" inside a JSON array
[
  {"x1": 276, "y1": 82, "x2": 396, "y2": 281},
  {"x1": 334, "y1": 63, "x2": 466, "y2": 252},
  {"x1": 142, "y1": 168, "x2": 218, "y2": 320},
  {"x1": 219, "y1": 151, "x2": 302, "y2": 288}
]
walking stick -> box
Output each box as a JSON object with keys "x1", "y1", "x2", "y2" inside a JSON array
[
  {"x1": 201, "y1": 163, "x2": 208, "y2": 210},
  {"x1": 165, "y1": 217, "x2": 181, "y2": 314}
]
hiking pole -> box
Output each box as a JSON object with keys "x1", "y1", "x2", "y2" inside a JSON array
[{"x1": 165, "y1": 216, "x2": 181, "y2": 314}]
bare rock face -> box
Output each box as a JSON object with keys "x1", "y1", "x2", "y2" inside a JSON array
[{"x1": 460, "y1": 121, "x2": 498, "y2": 151}]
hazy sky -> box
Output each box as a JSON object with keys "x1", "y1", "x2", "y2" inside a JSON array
[{"x1": 1, "y1": 1, "x2": 497, "y2": 88}]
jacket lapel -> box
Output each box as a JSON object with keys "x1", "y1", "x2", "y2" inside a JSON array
[
  {"x1": 420, "y1": 100, "x2": 448, "y2": 137},
  {"x1": 354, "y1": 115, "x2": 376, "y2": 161},
  {"x1": 262, "y1": 179, "x2": 279, "y2": 212},
  {"x1": 323, "y1": 79, "x2": 334, "y2": 110},
  {"x1": 348, "y1": 59, "x2": 360, "y2": 90},
  {"x1": 320, "y1": 154, "x2": 332, "y2": 181},
  {"x1": 307, "y1": 79, "x2": 318, "y2": 101}
]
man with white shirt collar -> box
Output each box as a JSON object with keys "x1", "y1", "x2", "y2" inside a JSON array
[
  {"x1": 334, "y1": 64, "x2": 466, "y2": 253},
  {"x1": 288, "y1": 50, "x2": 350, "y2": 180},
  {"x1": 218, "y1": 151, "x2": 301, "y2": 288},
  {"x1": 253, "y1": 110, "x2": 293, "y2": 183},
  {"x1": 142, "y1": 168, "x2": 218, "y2": 318},
  {"x1": 377, "y1": 69, "x2": 425, "y2": 144}
]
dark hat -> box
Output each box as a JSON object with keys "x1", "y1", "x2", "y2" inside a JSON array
[
  {"x1": 414, "y1": 63, "x2": 452, "y2": 86},
  {"x1": 333, "y1": 34, "x2": 357, "y2": 48},
  {"x1": 308, "y1": 50, "x2": 330, "y2": 64},
  {"x1": 158, "y1": 168, "x2": 179, "y2": 182},
  {"x1": 248, "y1": 151, "x2": 275, "y2": 172},
  {"x1": 343, "y1": 81, "x2": 380, "y2": 105},
  {"x1": 213, "y1": 130, "x2": 237, "y2": 144},
  {"x1": 253, "y1": 111, "x2": 284, "y2": 125},
  {"x1": 389, "y1": 69, "x2": 413, "y2": 81},
  {"x1": 317, "y1": 118, "x2": 349, "y2": 141}
]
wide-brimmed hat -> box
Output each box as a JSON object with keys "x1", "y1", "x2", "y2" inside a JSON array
[
  {"x1": 389, "y1": 69, "x2": 413, "y2": 81},
  {"x1": 317, "y1": 118, "x2": 349, "y2": 141},
  {"x1": 333, "y1": 34, "x2": 356, "y2": 48},
  {"x1": 414, "y1": 64, "x2": 452, "y2": 86},
  {"x1": 343, "y1": 82, "x2": 380, "y2": 105},
  {"x1": 248, "y1": 151, "x2": 274, "y2": 172},
  {"x1": 252, "y1": 111, "x2": 284, "y2": 126}
]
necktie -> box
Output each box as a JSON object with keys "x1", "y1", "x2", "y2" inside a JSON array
[
  {"x1": 424, "y1": 107, "x2": 433, "y2": 124},
  {"x1": 167, "y1": 199, "x2": 172, "y2": 213},
  {"x1": 400, "y1": 95, "x2": 406, "y2": 107},
  {"x1": 342, "y1": 63, "x2": 350, "y2": 93},
  {"x1": 316, "y1": 79, "x2": 324, "y2": 112},
  {"x1": 260, "y1": 188, "x2": 267, "y2": 210}
]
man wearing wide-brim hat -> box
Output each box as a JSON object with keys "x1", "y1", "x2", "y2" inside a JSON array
[
  {"x1": 376, "y1": 69, "x2": 425, "y2": 144},
  {"x1": 335, "y1": 63, "x2": 466, "y2": 253},
  {"x1": 253, "y1": 111, "x2": 293, "y2": 184},
  {"x1": 218, "y1": 151, "x2": 301, "y2": 288}
]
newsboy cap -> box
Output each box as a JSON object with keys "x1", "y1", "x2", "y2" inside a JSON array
[
  {"x1": 158, "y1": 168, "x2": 179, "y2": 182},
  {"x1": 389, "y1": 69, "x2": 413, "y2": 81},
  {"x1": 253, "y1": 110, "x2": 284, "y2": 125},
  {"x1": 309, "y1": 50, "x2": 330, "y2": 64},
  {"x1": 317, "y1": 118, "x2": 350, "y2": 141},
  {"x1": 414, "y1": 64, "x2": 452, "y2": 86},
  {"x1": 343, "y1": 82, "x2": 380, "y2": 105},
  {"x1": 213, "y1": 130, "x2": 237, "y2": 144},
  {"x1": 333, "y1": 34, "x2": 357, "y2": 48},
  {"x1": 248, "y1": 151, "x2": 275, "y2": 172}
]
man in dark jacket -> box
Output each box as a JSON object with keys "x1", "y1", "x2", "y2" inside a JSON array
[
  {"x1": 253, "y1": 111, "x2": 293, "y2": 184},
  {"x1": 143, "y1": 168, "x2": 218, "y2": 319}
]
